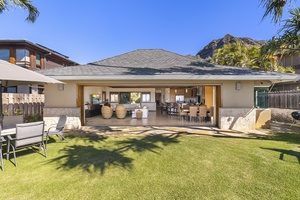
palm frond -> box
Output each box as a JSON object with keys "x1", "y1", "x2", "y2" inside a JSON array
[
  {"x1": 260, "y1": 0, "x2": 292, "y2": 23},
  {"x1": 0, "y1": 0, "x2": 39, "y2": 22}
]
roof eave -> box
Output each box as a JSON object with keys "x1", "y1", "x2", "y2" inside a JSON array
[{"x1": 46, "y1": 74, "x2": 300, "y2": 82}]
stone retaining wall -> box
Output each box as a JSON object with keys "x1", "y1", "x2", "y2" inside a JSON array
[
  {"x1": 270, "y1": 108, "x2": 299, "y2": 124},
  {"x1": 219, "y1": 108, "x2": 256, "y2": 130},
  {"x1": 43, "y1": 107, "x2": 81, "y2": 130}
]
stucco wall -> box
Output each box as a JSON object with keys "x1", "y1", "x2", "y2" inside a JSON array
[
  {"x1": 44, "y1": 81, "x2": 77, "y2": 107},
  {"x1": 45, "y1": 80, "x2": 256, "y2": 108},
  {"x1": 221, "y1": 81, "x2": 254, "y2": 108},
  {"x1": 218, "y1": 81, "x2": 257, "y2": 130},
  {"x1": 256, "y1": 109, "x2": 271, "y2": 129}
]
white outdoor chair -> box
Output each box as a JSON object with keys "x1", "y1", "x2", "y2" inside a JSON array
[
  {"x1": 7, "y1": 121, "x2": 46, "y2": 167},
  {"x1": 45, "y1": 115, "x2": 68, "y2": 145},
  {"x1": 0, "y1": 126, "x2": 5, "y2": 171}
]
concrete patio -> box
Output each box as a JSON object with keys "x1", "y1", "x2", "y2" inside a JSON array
[{"x1": 65, "y1": 125, "x2": 271, "y2": 138}]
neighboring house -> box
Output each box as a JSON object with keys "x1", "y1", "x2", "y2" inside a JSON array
[
  {"x1": 39, "y1": 49, "x2": 300, "y2": 130},
  {"x1": 274, "y1": 53, "x2": 300, "y2": 91},
  {"x1": 0, "y1": 39, "x2": 79, "y2": 94}
]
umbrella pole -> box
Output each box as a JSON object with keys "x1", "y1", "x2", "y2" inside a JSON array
[{"x1": 0, "y1": 81, "x2": 2, "y2": 128}]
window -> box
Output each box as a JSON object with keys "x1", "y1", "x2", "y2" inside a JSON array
[
  {"x1": 7, "y1": 86, "x2": 17, "y2": 93},
  {"x1": 141, "y1": 93, "x2": 151, "y2": 102},
  {"x1": 120, "y1": 92, "x2": 130, "y2": 104},
  {"x1": 36, "y1": 53, "x2": 41, "y2": 68},
  {"x1": 110, "y1": 92, "x2": 119, "y2": 102},
  {"x1": 1, "y1": 86, "x2": 17, "y2": 93},
  {"x1": 131, "y1": 92, "x2": 141, "y2": 103},
  {"x1": 16, "y1": 49, "x2": 30, "y2": 67},
  {"x1": 0, "y1": 49, "x2": 10, "y2": 61},
  {"x1": 38, "y1": 85, "x2": 44, "y2": 94}
]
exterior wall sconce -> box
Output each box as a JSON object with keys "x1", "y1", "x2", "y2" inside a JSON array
[
  {"x1": 185, "y1": 88, "x2": 188, "y2": 93},
  {"x1": 175, "y1": 88, "x2": 177, "y2": 93},
  {"x1": 58, "y1": 84, "x2": 64, "y2": 91},
  {"x1": 236, "y1": 82, "x2": 242, "y2": 90}
]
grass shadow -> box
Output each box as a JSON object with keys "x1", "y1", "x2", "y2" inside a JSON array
[
  {"x1": 115, "y1": 134, "x2": 180, "y2": 154},
  {"x1": 265, "y1": 133, "x2": 300, "y2": 145},
  {"x1": 47, "y1": 145, "x2": 133, "y2": 175},
  {"x1": 64, "y1": 128, "x2": 109, "y2": 144},
  {"x1": 261, "y1": 147, "x2": 300, "y2": 164},
  {"x1": 6, "y1": 145, "x2": 46, "y2": 165},
  {"x1": 47, "y1": 134, "x2": 180, "y2": 175}
]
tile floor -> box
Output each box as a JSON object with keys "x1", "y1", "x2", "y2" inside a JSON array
[{"x1": 85, "y1": 111, "x2": 215, "y2": 127}]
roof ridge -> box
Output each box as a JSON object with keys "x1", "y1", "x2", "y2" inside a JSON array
[
  {"x1": 89, "y1": 49, "x2": 138, "y2": 64},
  {"x1": 90, "y1": 49, "x2": 196, "y2": 64}
]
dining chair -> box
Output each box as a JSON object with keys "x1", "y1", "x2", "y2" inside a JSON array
[
  {"x1": 188, "y1": 106, "x2": 198, "y2": 122},
  {"x1": 177, "y1": 105, "x2": 188, "y2": 120},
  {"x1": 199, "y1": 105, "x2": 207, "y2": 122}
]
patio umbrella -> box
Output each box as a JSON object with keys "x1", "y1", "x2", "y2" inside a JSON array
[{"x1": 0, "y1": 59, "x2": 63, "y2": 127}]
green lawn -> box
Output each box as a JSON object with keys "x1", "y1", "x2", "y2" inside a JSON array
[{"x1": 1, "y1": 132, "x2": 300, "y2": 199}]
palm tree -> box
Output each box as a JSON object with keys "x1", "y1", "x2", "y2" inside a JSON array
[
  {"x1": 0, "y1": 0, "x2": 39, "y2": 22},
  {"x1": 261, "y1": 8, "x2": 300, "y2": 56},
  {"x1": 260, "y1": 1, "x2": 300, "y2": 65},
  {"x1": 280, "y1": 7, "x2": 300, "y2": 34},
  {"x1": 260, "y1": 0, "x2": 294, "y2": 23}
]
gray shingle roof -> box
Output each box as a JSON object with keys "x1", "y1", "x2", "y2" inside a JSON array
[{"x1": 38, "y1": 49, "x2": 299, "y2": 81}]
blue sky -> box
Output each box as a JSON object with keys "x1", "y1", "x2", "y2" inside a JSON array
[{"x1": 0, "y1": 0, "x2": 288, "y2": 64}]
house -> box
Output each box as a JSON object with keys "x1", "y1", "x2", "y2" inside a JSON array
[
  {"x1": 39, "y1": 49, "x2": 300, "y2": 130},
  {"x1": 0, "y1": 39, "x2": 79, "y2": 94},
  {"x1": 273, "y1": 52, "x2": 300, "y2": 91}
]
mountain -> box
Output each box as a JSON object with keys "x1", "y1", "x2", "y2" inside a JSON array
[{"x1": 196, "y1": 34, "x2": 266, "y2": 59}]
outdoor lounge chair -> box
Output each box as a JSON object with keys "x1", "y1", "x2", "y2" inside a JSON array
[
  {"x1": 7, "y1": 121, "x2": 46, "y2": 167},
  {"x1": 45, "y1": 115, "x2": 68, "y2": 144}
]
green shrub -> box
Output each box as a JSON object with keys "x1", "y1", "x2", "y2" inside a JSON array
[
  {"x1": 24, "y1": 113, "x2": 42, "y2": 123},
  {"x1": 14, "y1": 109, "x2": 24, "y2": 115}
]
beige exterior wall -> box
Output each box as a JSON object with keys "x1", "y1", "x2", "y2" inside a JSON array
[
  {"x1": 221, "y1": 81, "x2": 254, "y2": 108},
  {"x1": 256, "y1": 109, "x2": 271, "y2": 129},
  {"x1": 44, "y1": 81, "x2": 78, "y2": 107},
  {"x1": 44, "y1": 80, "x2": 257, "y2": 109}
]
